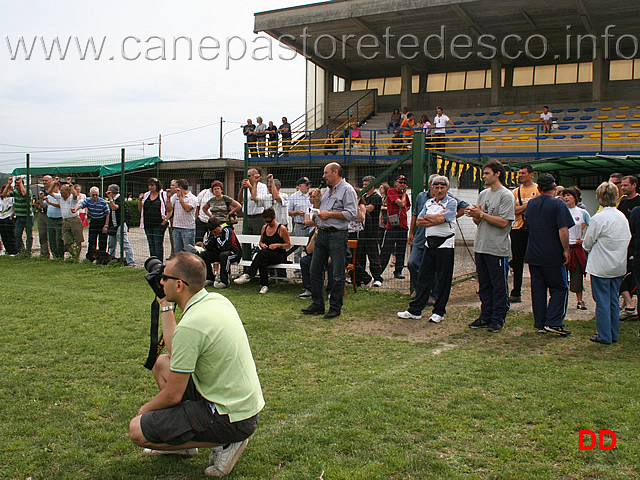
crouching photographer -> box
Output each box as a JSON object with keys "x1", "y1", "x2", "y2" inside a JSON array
[{"x1": 129, "y1": 251, "x2": 265, "y2": 477}]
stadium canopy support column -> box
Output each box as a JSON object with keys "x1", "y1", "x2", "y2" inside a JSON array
[
  {"x1": 592, "y1": 46, "x2": 608, "y2": 102},
  {"x1": 400, "y1": 63, "x2": 412, "y2": 111},
  {"x1": 491, "y1": 57, "x2": 502, "y2": 106}
]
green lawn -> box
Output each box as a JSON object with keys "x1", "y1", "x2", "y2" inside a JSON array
[{"x1": 1, "y1": 257, "x2": 639, "y2": 479}]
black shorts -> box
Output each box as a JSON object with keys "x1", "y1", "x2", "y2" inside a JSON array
[{"x1": 140, "y1": 378, "x2": 258, "y2": 445}]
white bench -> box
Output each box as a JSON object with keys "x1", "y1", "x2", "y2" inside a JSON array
[{"x1": 235, "y1": 234, "x2": 309, "y2": 278}]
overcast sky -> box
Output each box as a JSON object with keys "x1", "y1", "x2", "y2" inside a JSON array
[{"x1": 0, "y1": 1, "x2": 316, "y2": 171}]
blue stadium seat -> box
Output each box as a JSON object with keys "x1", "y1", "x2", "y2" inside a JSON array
[
  {"x1": 553, "y1": 135, "x2": 566, "y2": 139},
  {"x1": 454, "y1": 121, "x2": 464, "y2": 125},
  {"x1": 571, "y1": 134, "x2": 584, "y2": 139},
  {"x1": 574, "y1": 125, "x2": 587, "y2": 130},
  {"x1": 567, "y1": 108, "x2": 580, "y2": 113},
  {"x1": 552, "y1": 109, "x2": 563, "y2": 113},
  {"x1": 468, "y1": 120, "x2": 479, "y2": 125},
  {"x1": 482, "y1": 120, "x2": 494, "y2": 124},
  {"x1": 460, "y1": 129, "x2": 472, "y2": 133},
  {"x1": 563, "y1": 117, "x2": 575, "y2": 121},
  {"x1": 447, "y1": 129, "x2": 457, "y2": 134},
  {"x1": 477, "y1": 128, "x2": 488, "y2": 133},
  {"x1": 453, "y1": 137, "x2": 465, "y2": 142},
  {"x1": 460, "y1": 113, "x2": 471, "y2": 117},
  {"x1": 489, "y1": 111, "x2": 501, "y2": 116},
  {"x1": 558, "y1": 125, "x2": 570, "y2": 130},
  {"x1": 580, "y1": 116, "x2": 592, "y2": 121},
  {"x1": 537, "y1": 135, "x2": 548, "y2": 140},
  {"x1": 474, "y1": 112, "x2": 486, "y2": 116},
  {"x1": 584, "y1": 107, "x2": 596, "y2": 112}
]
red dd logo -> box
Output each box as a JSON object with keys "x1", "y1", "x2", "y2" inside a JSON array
[{"x1": 579, "y1": 430, "x2": 617, "y2": 450}]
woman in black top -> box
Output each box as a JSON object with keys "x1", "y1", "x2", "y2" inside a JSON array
[
  {"x1": 234, "y1": 208, "x2": 291, "y2": 294},
  {"x1": 138, "y1": 177, "x2": 168, "y2": 259}
]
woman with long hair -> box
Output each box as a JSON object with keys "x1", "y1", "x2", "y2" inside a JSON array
[{"x1": 138, "y1": 177, "x2": 168, "y2": 259}]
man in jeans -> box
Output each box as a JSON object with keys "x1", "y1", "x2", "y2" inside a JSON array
[
  {"x1": 379, "y1": 175, "x2": 411, "y2": 280},
  {"x1": 7, "y1": 176, "x2": 33, "y2": 254},
  {"x1": 43, "y1": 175, "x2": 64, "y2": 258},
  {"x1": 107, "y1": 184, "x2": 136, "y2": 266},
  {"x1": 166, "y1": 179, "x2": 197, "y2": 253}
]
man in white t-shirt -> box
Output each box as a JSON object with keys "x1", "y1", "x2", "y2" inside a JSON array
[
  {"x1": 166, "y1": 179, "x2": 197, "y2": 253},
  {"x1": 194, "y1": 183, "x2": 215, "y2": 244},
  {"x1": 540, "y1": 106, "x2": 553, "y2": 133},
  {"x1": 433, "y1": 106, "x2": 454, "y2": 152}
]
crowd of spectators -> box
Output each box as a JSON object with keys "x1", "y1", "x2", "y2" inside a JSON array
[{"x1": 243, "y1": 116, "x2": 291, "y2": 157}]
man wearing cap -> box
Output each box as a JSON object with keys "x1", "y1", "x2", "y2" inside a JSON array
[
  {"x1": 523, "y1": 173, "x2": 574, "y2": 335},
  {"x1": 302, "y1": 162, "x2": 358, "y2": 318},
  {"x1": 239, "y1": 168, "x2": 271, "y2": 235},
  {"x1": 379, "y1": 175, "x2": 411, "y2": 280},
  {"x1": 288, "y1": 177, "x2": 312, "y2": 269}
]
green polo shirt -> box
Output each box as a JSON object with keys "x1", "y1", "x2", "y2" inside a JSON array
[
  {"x1": 170, "y1": 289, "x2": 264, "y2": 422},
  {"x1": 10, "y1": 190, "x2": 33, "y2": 217}
]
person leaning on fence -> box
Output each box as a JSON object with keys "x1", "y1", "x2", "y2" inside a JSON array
[
  {"x1": 129, "y1": 252, "x2": 264, "y2": 477},
  {"x1": 277, "y1": 117, "x2": 292, "y2": 156},
  {"x1": 106, "y1": 184, "x2": 136, "y2": 267},
  {"x1": 166, "y1": 179, "x2": 197, "y2": 253},
  {"x1": 75, "y1": 186, "x2": 110, "y2": 262},
  {"x1": 302, "y1": 162, "x2": 358, "y2": 319},
  {"x1": 465, "y1": 160, "x2": 515, "y2": 333},
  {"x1": 398, "y1": 175, "x2": 457, "y2": 323},
  {"x1": 243, "y1": 118, "x2": 257, "y2": 157},
  {"x1": 139, "y1": 178, "x2": 169, "y2": 260},
  {"x1": 234, "y1": 208, "x2": 291, "y2": 294},
  {"x1": 266, "y1": 120, "x2": 278, "y2": 157},
  {"x1": 254, "y1": 116, "x2": 267, "y2": 157},
  {"x1": 199, "y1": 217, "x2": 242, "y2": 289},
  {"x1": 323, "y1": 133, "x2": 340, "y2": 155}
]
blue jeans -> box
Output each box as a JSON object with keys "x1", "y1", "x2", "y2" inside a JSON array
[
  {"x1": 14, "y1": 216, "x2": 33, "y2": 253},
  {"x1": 145, "y1": 224, "x2": 167, "y2": 259},
  {"x1": 591, "y1": 275, "x2": 623, "y2": 344},
  {"x1": 47, "y1": 216, "x2": 64, "y2": 258},
  {"x1": 173, "y1": 227, "x2": 195, "y2": 253},
  {"x1": 310, "y1": 230, "x2": 348, "y2": 311},
  {"x1": 108, "y1": 224, "x2": 136, "y2": 266}
]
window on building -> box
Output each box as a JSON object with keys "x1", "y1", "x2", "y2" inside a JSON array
[
  {"x1": 534, "y1": 64, "x2": 556, "y2": 85},
  {"x1": 427, "y1": 73, "x2": 446, "y2": 92},
  {"x1": 446, "y1": 71, "x2": 466, "y2": 91},
  {"x1": 513, "y1": 66, "x2": 534, "y2": 86},
  {"x1": 556, "y1": 63, "x2": 578, "y2": 84},
  {"x1": 351, "y1": 79, "x2": 367, "y2": 91},
  {"x1": 466, "y1": 70, "x2": 486, "y2": 89},
  {"x1": 578, "y1": 62, "x2": 593, "y2": 82},
  {"x1": 384, "y1": 77, "x2": 401, "y2": 95},
  {"x1": 610, "y1": 59, "x2": 633, "y2": 81}
]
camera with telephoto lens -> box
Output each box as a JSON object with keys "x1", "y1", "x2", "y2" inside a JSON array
[{"x1": 144, "y1": 257, "x2": 165, "y2": 299}]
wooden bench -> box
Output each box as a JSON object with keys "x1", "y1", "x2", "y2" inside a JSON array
[{"x1": 235, "y1": 234, "x2": 309, "y2": 279}]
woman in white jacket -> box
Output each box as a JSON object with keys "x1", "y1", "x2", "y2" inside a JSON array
[{"x1": 583, "y1": 181, "x2": 631, "y2": 344}]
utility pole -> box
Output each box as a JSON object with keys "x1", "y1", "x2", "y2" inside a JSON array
[
  {"x1": 219, "y1": 117, "x2": 223, "y2": 158},
  {"x1": 158, "y1": 134, "x2": 162, "y2": 158}
]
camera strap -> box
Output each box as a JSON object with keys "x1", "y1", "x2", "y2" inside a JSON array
[{"x1": 143, "y1": 298, "x2": 164, "y2": 370}]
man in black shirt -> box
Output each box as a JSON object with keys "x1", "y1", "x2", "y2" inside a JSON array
[
  {"x1": 617, "y1": 175, "x2": 640, "y2": 319},
  {"x1": 357, "y1": 176, "x2": 384, "y2": 287},
  {"x1": 277, "y1": 117, "x2": 291, "y2": 156},
  {"x1": 243, "y1": 119, "x2": 257, "y2": 157}
]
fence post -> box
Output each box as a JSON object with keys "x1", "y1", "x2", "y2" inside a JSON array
[
  {"x1": 26, "y1": 153, "x2": 32, "y2": 255},
  {"x1": 411, "y1": 132, "x2": 425, "y2": 205},
  {"x1": 120, "y1": 148, "x2": 125, "y2": 264},
  {"x1": 536, "y1": 124, "x2": 540, "y2": 160},
  {"x1": 600, "y1": 121, "x2": 604, "y2": 152}
]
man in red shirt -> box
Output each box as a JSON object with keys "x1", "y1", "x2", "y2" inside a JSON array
[{"x1": 379, "y1": 175, "x2": 411, "y2": 280}]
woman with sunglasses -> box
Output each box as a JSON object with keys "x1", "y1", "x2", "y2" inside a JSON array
[
  {"x1": 234, "y1": 208, "x2": 291, "y2": 294},
  {"x1": 138, "y1": 178, "x2": 168, "y2": 259}
]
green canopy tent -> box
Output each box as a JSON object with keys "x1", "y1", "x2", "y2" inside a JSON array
[
  {"x1": 11, "y1": 156, "x2": 162, "y2": 177},
  {"x1": 511, "y1": 155, "x2": 640, "y2": 177}
]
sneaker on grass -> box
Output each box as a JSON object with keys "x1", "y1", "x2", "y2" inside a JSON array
[
  {"x1": 397, "y1": 310, "x2": 422, "y2": 320},
  {"x1": 233, "y1": 274, "x2": 251, "y2": 285},
  {"x1": 259, "y1": 286, "x2": 269, "y2": 294},
  {"x1": 142, "y1": 448, "x2": 198, "y2": 456},
  {"x1": 468, "y1": 318, "x2": 488, "y2": 329},
  {"x1": 543, "y1": 325, "x2": 571, "y2": 336},
  {"x1": 297, "y1": 289, "x2": 312, "y2": 299},
  {"x1": 429, "y1": 313, "x2": 444, "y2": 323},
  {"x1": 204, "y1": 439, "x2": 248, "y2": 477},
  {"x1": 619, "y1": 308, "x2": 638, "y2": 320}
]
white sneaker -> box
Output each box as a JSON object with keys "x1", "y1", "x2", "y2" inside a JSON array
[
  {"x1": 234, "y1": 274, "x2": 251, "y2": 285},
  {"x1": 259, "y1": 286, "x2": 269, "y2": 294},
  {"x1": 204, "y1": 439, "x2": 248, "y2": 477},
  {"x1": 619, "y1": 308, "x2": 638, "y2": 320},
  {"x1": 373, "y1": 280, "x2": 382, "y2": 287},
  {"x1": 297, "y1": 289, "x2": 312, "y2": 299},
  {"x1": 429, "y1": 313, "x2": 444, "y2": 323},
  {"x1": 142, "y1": 448, "x2": 198, "y2": 456},
  {"x1": 214, "y1": 281, "x2": 229, "y2": 289},
  {"x1": 397, "y1": 310, "x2": 422, "y2": 320}
]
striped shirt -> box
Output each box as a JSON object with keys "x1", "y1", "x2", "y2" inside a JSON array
[
  {"x1": 170, "y1": 192, "x2": 197, "y2": 229},
  {"x1": 79, "y1": 197, "x2": 110, "y2": 219},
  {"x1": 10, "y1": 190, "x2": 32, "y2": 217},
  {"x1": 288, "y1": 190, "x2": 312, "y2": 224}
]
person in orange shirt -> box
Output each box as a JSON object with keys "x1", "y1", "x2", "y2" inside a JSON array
[{"x1": 400, "y1": 112, "x2": 416, "y2": 145}]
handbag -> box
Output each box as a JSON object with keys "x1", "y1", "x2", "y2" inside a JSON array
[
  {"x1": 388, "y1": 213, "x2": 400, "y2": 227},
  {"x1": 426, "y1": 233, "x2": 454, "y2": 249}
]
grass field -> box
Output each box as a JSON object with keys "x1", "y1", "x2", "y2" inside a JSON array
[{"x1": 2, "y1": 257, "x2": 639, "y2": 479}]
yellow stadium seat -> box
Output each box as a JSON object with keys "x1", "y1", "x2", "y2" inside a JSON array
[
  {"x1": 628, "y1": 132, "x2": 640, "y2": 138},
  {"x1": 634, "y1": 114, "x2": 640, "y2": 118},
  {"x1": 501, "y1": 136, "x2": 514, "y2": 141},
  {"x1": 508, "y1": 127, "x2": 520, "y2": 132},
  {"x1": 631, "y1": 123, "x2": 640, "y2": 128},
  {"x1": 504, "y1": 111, "x2": 516, "y2": 115},
  {"x1": 619, "y1": 106, "x2": 630, "y2": 110},
  {"x1": 484, "y1": 137, "x2": 497, "y2": 141},
  {"x1": 590, "y1": 134, "x2": 601, "y2": 139},
  {"x1": 615, "y1": 115, "x2": 628, "y2": 119},
  {"x1": 597, "y1": 115, "x2": 609, "y2": 120},
  {"x1": 524, "y1": 127, "x2": 536, "y2": 131},
  {"x1": 514, "y1": 119, "x2": 525, "y2": 123},
  {"x1": 491, "y1": 128, "x2": 503, "y2": 132},
  {"x1": 612, "y1": 124, "x2": 624, "y2": 128},
  {"x1": 593, "y1": 124, "x2": 604, "y2": 129},
  {"x1": 530, "y1": 118, "x2": 541, "y2": 122},
  {"x1": 602, "y1": 107, "x2": 613, "y2": 111},
  {"x1": 535, "y1": 110, "x2": 543, "y2": 114},
  {"x1": 520, "y1": 110, "x2": 531, "y2": 114},
  {"x1": 518, "y1": 136, "x2": 531, "y2": 141},
  {"x1": 608, "y1": 133, "x2": 621, "y2": 138},
  {"x1": 498, "y1": 119, "x2": 509, "y2": 123}
]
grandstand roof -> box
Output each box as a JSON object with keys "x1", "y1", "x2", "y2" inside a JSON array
[
  {"x1": 514, "y1": 155, "x2": 640, "y2": 176},
  {"x1": 255, "y1": 0, "x2": 640, "y2": 79}
]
